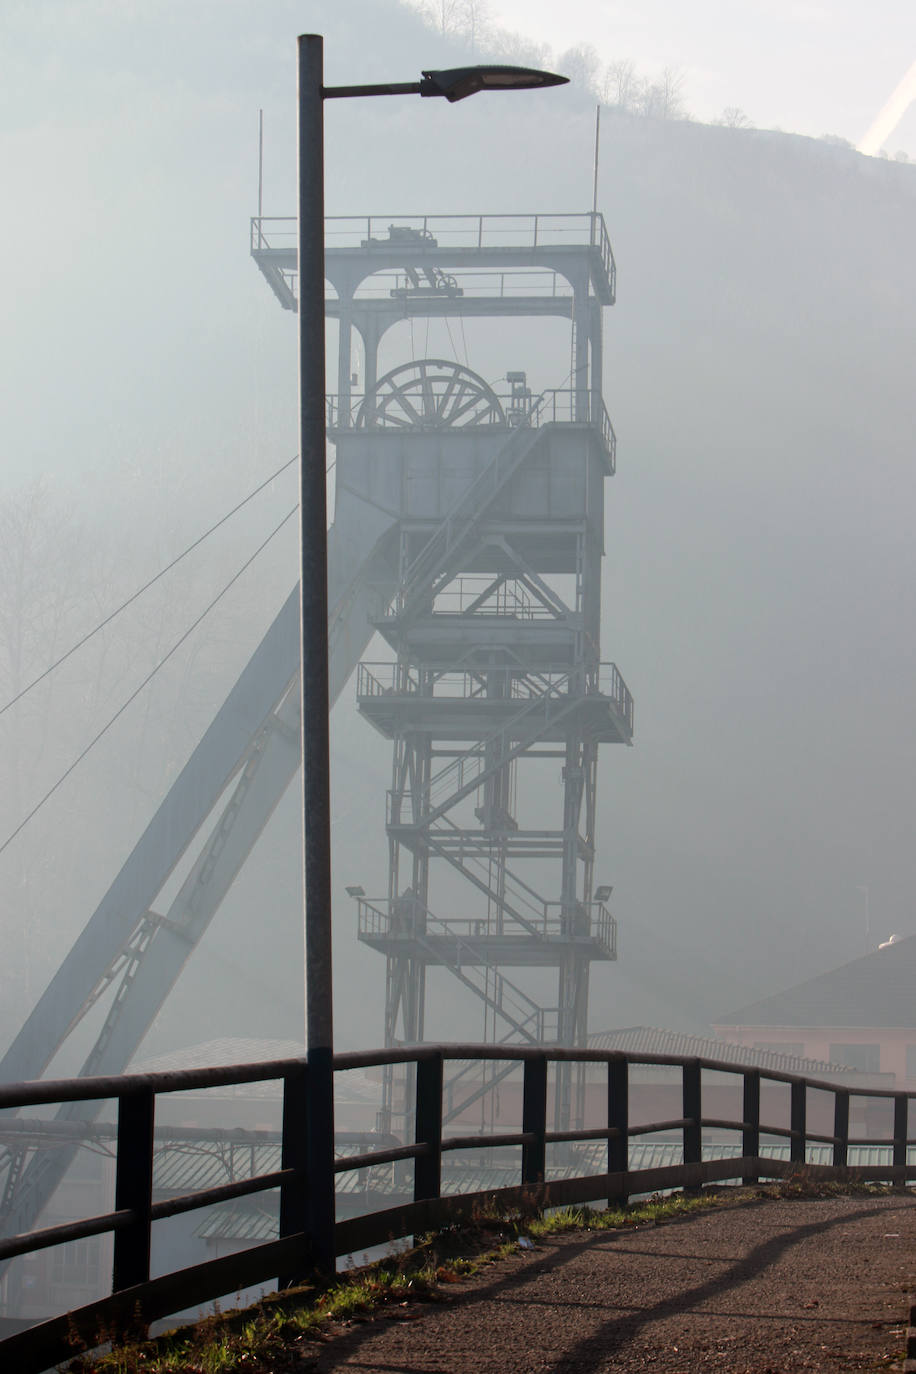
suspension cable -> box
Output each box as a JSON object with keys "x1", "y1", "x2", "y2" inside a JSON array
[
  {"x1": 0, "y1": 455, "x2": 298, "y2": 720},
  {"x1": 0, "y1": 506, "x2": 297, "y2": 857}
]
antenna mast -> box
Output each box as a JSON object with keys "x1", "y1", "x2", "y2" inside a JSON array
[{"x1": 258, "y1": 108, "x2": 264, "y2": 219}]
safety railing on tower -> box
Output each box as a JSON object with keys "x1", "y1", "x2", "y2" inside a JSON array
[
  {"x1": 251, "y1": 212, "x2": 616, "y2": 309},
  {"x1": 253, "y1": 212, "x2": 613, "y2": 256},
  {"x1": 324, "y1": 386, "x2": 616, "y2": 471},
  {"x1": 358, "y1": 662, "x2": 581, "y2": 702},
  {"x1": 355, "y1": 895, "x2": 616, "y2": 951}
]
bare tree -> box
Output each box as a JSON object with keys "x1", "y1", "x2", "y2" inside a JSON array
[
  {"x1": 656, "y1": 66, "x2": 686, "y2": 119},
  {"x1": 602, "y1": 58, "x2": 638, "y2": 110},
  {"x1": 637, "y1": 66, "x2": 686, "y2": 120},
  {"x1": 437, "y1": 0, "x2": 465, "y2": 36},
  {"x1": 407, "y1": 0, "x2": 463, "y2": 36},
  {"x1": 459, "y1": 0, "x2": 491, "y2": 53},
  {"x1": 407, "y1": 0, "x2": 491, "y2": 51},
  {"x1": 717, "y1": 106, "x2": 753, "y2": 129},
  {"x1": 558, "y1": 43, "x2": 602, "y2": 96},
  {"x1": 487, "y1": 26, "x2": 554, "y2": 70}
]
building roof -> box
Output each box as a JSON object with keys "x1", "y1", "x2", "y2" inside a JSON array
[
  {"x1": 587, "y1": 1025, "x2": 871, "y2": 1082},
  {"x1": 132, "y1": 1038, "x2": 303, "y2": 1074},
  {"x1": 132, "y1": 1038, "x2": 381, "y2": 1106},
  {"x1": 192, "y1": 1141, "x2": 916, "y2": 1243},
  {"x1": 714, "y1": 934, "x2": 916, "y2": 1030}
]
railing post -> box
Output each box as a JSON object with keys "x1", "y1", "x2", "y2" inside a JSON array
[
  {"x1": 112, "y1": 1086, "x2": 155, "y2": 1295},
  {"x1": 833, "y1": 1089, "x2": 849, "y2": 1170},
  {"x1": 414, "y1": 1053, "x2": 444, "y2": 1203},
  {"x1": 682, "y1": 1060, "x2": 702, "y2": 1177},
  {"x1": 279, "y1": 1062, "x2": 309, "y2": 1287},
  {"x1": 742, "y1": 1070, "x2": 760, "y2": 1185},
  {"x1": 521, "y1": 1055, "x2": 548, "y2": 1187},
  {"x1": 790, "y1": 1080, "x2": 807, "y2": 1166},
  {"x1": 608, "y1": 1054, "x2": 628, "y2": 1201},
  {"x1": 893, "y1": 1094, "x2": 909, "y2": 1177}
]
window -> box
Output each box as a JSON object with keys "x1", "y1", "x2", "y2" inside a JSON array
[
  {"x1": 829, "y1": 1043, "x2": 880, "y2": 1074},
  {"x1": 51, "y1": 1237, "x2": 99, "y2": 1288}
]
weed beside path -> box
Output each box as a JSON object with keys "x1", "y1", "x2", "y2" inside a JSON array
[{"x1": 66, "y1": 1186, "x2": 916, "y2": 1373}]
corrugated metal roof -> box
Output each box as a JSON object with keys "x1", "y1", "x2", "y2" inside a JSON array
[
  {"x1": 196, "y1": 1200, "x2": 278, "y2": 1241},
  {"x1": 193, "y1": 1142, "x2": 916, "y2": 1241},
  {"x1": 155, "y1": 1139, "x2": 386, "y2": 1194},
  {"x1": 134, "y1": 1039, "x2": 305, "y2": 1073},
  {"x1": 134, "y1": 1040, "x2": 382, "y2": 1105},
  {"x1": 154, "y1": 1143, "x2": 282, "y2": 1193},
  {"x1": 587, "y1": 1025, "x2": 885, "y2": 1083},
  {"x1": 715, "y1": 933, "x2": 916, "y2": 1028}
]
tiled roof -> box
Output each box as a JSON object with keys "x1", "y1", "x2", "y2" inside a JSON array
[
  {"x1": 587, "y1": 1025, "x2": 866, "y2": 1080},
  {"x1": 714, "y1": 934, "x2": 916, "y2": 1029}
]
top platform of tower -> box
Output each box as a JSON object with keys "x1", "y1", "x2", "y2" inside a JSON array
[{"x1": 250, "y1": 212, "x2": 616, "y2": 315}]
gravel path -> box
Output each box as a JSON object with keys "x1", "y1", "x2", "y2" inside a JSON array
[{"x1": 303, "y1": 1195, "x2": 916, "y2": 1372}]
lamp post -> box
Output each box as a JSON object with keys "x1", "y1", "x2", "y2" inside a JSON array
[{"x1": 296, "y1": 32, "x2": 567, "y2": 1274}]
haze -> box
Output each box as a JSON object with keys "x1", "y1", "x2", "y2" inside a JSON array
[{"x1": 1, "y1": 0, "x2": 914, "y2": 1070}]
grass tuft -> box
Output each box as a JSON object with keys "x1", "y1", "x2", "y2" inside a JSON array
[{"x1": 65, "y1": 1182, "x2": 877, "y2": 1373}]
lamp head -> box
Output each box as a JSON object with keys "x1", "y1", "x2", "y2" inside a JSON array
[{"x1": 420, "y1": 65, "x2": 569, "y2": 102}]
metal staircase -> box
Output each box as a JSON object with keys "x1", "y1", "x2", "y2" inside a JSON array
[
  {"x1": 397, "y1": 424, "x2": 547, "y2": 621},
  {"x1": 338, "y1": 212, "x2": 631, "y2": 1137}
]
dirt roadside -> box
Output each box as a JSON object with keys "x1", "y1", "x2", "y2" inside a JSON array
[{"x1": 300, "y1": 1194, "x2": 916, "y2": 1372}]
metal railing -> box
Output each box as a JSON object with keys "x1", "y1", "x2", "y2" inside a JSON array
[
  {"x1": 358, "y1": 662, "x2": 578, "y2": 702},
  {"x1": 324, "y1": 386, "x2": 616, "y2": 469},
  {"x1": 252, "y1": 212, "x2": 612, "y2": 256},
  {"x1": 358, "y1": 661, "x2": 632, "y2": 739},
  {"x1": 430, "y1": 575, "x2": 539, "y2": 619},
  {"x1": 355, "y1": 894, "x2": 616, "y2": 955},
  {"x1": 1, "y1": 1044, "x2": 914, "y2": 1372},
  {"x1": 591, "y1": 663, "x2": 634, "y2": 734},
  {"x1": 251, "y1": 212, "x2": 616, "y2": 310}
]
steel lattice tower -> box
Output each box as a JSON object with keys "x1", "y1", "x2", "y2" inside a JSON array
[{"x1": 273, "y1": 213, "x2": 635, "y2": 1133}]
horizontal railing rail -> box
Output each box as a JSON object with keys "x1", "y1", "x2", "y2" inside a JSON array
[
  {"x1": 357, "y1": 661, "x2": 581, "y2": 701},
  {"x1": 324, "y1": 387, "x2": 616, "y2": 471},
  {"x1": 252, "y1": 212, "x2": 613, "y2": 256},
  {"x1": 355, "y1": 895, "x2": 615, "y2": 954},
  {"x1": 1, "y1": 1044, "x2": 913, "y2": 1373},
  {"x1": 250, "y1": 213, "x2": 615, "y2": 316}
]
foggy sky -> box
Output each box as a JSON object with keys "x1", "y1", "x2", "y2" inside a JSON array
[
  {"x1": 2, "y1": 0, "x2": 915, "y2": 1067},
  {"x1": 488, "y1": 0, "x2": 916, "y2": 153}
]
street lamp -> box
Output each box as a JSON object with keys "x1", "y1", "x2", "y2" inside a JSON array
[{"x1": 296, "y1": 33, "x2": 567, "y2": 1273}]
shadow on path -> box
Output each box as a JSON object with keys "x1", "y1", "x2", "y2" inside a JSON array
[
  {"x1": 313, "y1": 1199, "x2": 912, "y2": 1372},
  {"x1": 537, "y1": 1200, "x2": 910, "y2": 1374}
]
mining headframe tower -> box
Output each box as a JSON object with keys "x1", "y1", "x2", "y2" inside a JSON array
[{"x1": 254, "y1": 210, "x2": 633, "y2": 1132}]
